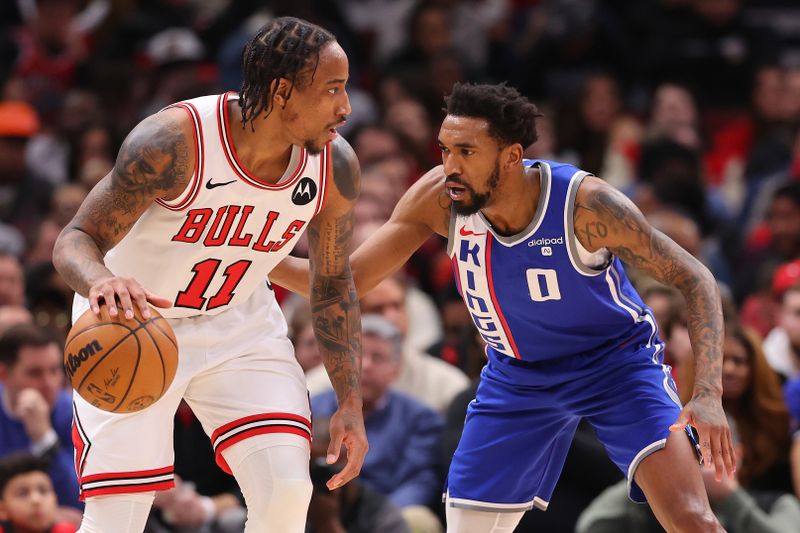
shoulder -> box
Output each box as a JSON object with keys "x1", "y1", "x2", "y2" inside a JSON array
[
  {"x1": 574, "y1": 175, "x2": 631, "y2": 213},
  {"x1": 329, "y1": 136, "x2": 360, "y2": 201},
  {"x1": 389, "y1": 390, "x2": 444, "y2": 424},
  {"x1": 393, "y1": 165, "x2": 450, "y2": 236},
  {"x1": 124, "y1": 107, "x2": 193, "y2": 149}
]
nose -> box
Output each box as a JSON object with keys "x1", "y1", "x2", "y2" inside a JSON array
[
  {"x1": 443, "y1": 153, "x2": 460, "y2": 177},
  {"x1": 338, "y1": 91, "x2": 351, "y2": 117}
]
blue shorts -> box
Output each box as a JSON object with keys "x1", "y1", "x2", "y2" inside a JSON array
[{"x1": 445, "y1": 344, "x2": 690, "y2": 512}]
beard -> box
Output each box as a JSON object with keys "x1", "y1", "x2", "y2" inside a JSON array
[
  {"x1": 304, "y1": 138, "x2": 326, "y2": 155},
  {"x1": 450, "y1": 160, "x2": 501, "y2": 216}
]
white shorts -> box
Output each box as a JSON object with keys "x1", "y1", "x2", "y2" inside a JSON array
[{"x1": 70, "y1": 283, "x2": 311, "y2": 499}]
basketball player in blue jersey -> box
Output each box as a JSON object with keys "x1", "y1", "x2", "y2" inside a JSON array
[
  {"x1": 52, "y1": 18, "x2": 367, "y2": 533},
  {"x1": 272, "y1": 82, "x2": 734, "y2": 533}
]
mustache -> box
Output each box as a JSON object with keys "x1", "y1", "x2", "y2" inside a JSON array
[{"x1": 445, "y1": 174, "x2": 470, "y2": 188}]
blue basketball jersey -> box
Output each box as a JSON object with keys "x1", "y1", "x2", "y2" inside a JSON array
[{"x1": 448, "y1": 160, "x2": 658, "y2": 366}]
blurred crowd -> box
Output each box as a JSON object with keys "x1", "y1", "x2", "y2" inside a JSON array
[{"x1": 1, "y1": 0, "x2": 800, "y2": 532}]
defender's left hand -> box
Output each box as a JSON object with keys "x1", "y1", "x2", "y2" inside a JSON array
[{"x1": 670, "y1": 395, "x2": 735, "y2": 481}]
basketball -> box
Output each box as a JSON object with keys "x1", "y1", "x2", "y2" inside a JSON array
[{"x1": 64, "y1": 305, "x2": 178, "y2": 413}]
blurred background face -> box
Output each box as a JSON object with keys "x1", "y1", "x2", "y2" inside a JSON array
[
  {"x1": 360, "y1": 279, "x2": 408, "y2": 335},
  {"x1": 766, "y1": 196, "x2": 800, "y2": 257},
  {"x1": 0, "y1": 471, "x2": 57, "y2": 532},
  {"x1": 652, "y1": 84, "x2": 697, "y2": 131},
  {"x1": 360, "y1": 333, "x2": 400, "y2": 407},
  {"x1": 0, "y1": 256, "x2": 24, "y2": 307},
  {"x1": 294, "y1": 323, "x2": 321, "y2": 373},
  {"x1": 780, "y1": 289, "x2": 800, "y2": 349},
  {"x1": 580, "y1": 75, "x2": 621, "y2": 132},
  {"x1": 721, "y1": 335, "x2": 750, "y2": 401},
  {"x1": 1, "y1": 343, "x2": 63, "y2": 409}
]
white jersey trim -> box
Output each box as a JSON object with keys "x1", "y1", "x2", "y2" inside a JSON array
[
  {"x1": 156, "y1": 102, "x2": 204, "y2": 211},
  {"x1": 217, "y1": 92, "x2": 309, "y2": 190}
]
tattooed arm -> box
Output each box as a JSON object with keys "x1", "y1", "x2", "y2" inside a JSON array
[
  {"x1": 574, "y1": 176, "x2": 734, "y2": 480},
  {"x1": 307, "y1": 136, "x2": 368, "y2": 490},
  {"x1": 53, "y1": 109, "x2": 192, "y2": 317}
]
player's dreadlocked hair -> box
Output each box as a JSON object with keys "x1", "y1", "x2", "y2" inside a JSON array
[
  {"x1": 444, "y1": 83, "x2": 543, "y2": 149},
  {"x1": 240, "y1": 17, "x2": 335, "y2": 126}
]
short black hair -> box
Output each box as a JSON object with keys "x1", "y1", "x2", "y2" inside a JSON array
[
  {"x1": 0, "y1": 323, "x2": 59, "y2": 367},
  {"x1": 0, "y1": 453, "x2": 49, "y2": 496},
  {"x1": 239, "y1": 17, "x2": 335, "y2": 127},
  {"x1": 444, "y1": 82, "x2": 542, "y2": 148}
]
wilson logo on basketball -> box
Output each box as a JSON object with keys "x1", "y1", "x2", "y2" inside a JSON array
[{"x1": 64, "y1": 340, "x2": 104, "y2": 379}]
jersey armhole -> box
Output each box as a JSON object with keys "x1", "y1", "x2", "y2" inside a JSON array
[
  {"x1": 155, "y1": 102, "x2": 204, "y2": 211},
  {"x1": 564, "y1": 171, "x2": 609, "y2": 276}
]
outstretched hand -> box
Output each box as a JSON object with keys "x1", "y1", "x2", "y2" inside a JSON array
[
  {"x1": 325, "y1": 405, "x2": 368, "y2": 490},
  {"x1": 670, "y1": 394, "x2": 735, "y2": 481},
  {"x1": 89, "y1": 276, "x2": 172, "y2": 319}
]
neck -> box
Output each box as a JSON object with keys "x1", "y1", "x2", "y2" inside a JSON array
[
  {"x1": 481, "y1": 165, "x2": 540, "y2": 236},
  {"x1": 228, "y1": 100, "x2": 295, "y2": 182}
]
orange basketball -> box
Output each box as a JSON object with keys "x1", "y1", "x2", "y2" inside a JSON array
[{"x1": 64, "y1": 305, "x2": 178, "y2": 413}]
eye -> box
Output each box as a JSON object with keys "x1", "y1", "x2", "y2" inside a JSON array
[
  {"x1": 439, "y1": 146, "x2": 449, "y2": 153},
  {"x1": 461, "y1": 149, "x2": 474, "y2": 156},
  {"x1": 328, "y1": 87, "x2": 341, "y2": 95}
]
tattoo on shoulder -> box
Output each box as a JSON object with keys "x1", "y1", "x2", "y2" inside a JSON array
[
  {"x1": 113, "y1": 117, "x2": 189, "y2": 199},
  {"x1": 331, "y1": 136, "x2": 360, "y2": 201}
]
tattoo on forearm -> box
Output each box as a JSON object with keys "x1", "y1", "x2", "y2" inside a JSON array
[
  {"x1": 308, "y1": 208, "x2": 361, "y2": 405},
  {"x1": 577, "y1": 187, "x2": 724, "y2": 396}
]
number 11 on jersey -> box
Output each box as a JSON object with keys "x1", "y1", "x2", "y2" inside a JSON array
[{"x1": 176, "y1": 259, "x2": 252, "y2": 310}]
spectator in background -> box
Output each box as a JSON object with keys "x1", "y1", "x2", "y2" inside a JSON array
[
  {"x1": 0, "y1": 101, "x2": 52, "y2": 237},
  {"x1": 307, "y1": 276, "x2": 467, "y2": 414},
  {"x1": 764, "y1": 281, "x2": 800, "y2": 381},
  {"x1": 311, "y1": 315, "x2": 444, "y2": 533},
  {"x1": 306, "y1": 416, "x2": 410, "y2": 533},
  {"x1": 0, "y1": 324, "x2": 81, "y2": 519},
  {"x1": 784, "y1": 377, "x2": 800, "y2": 497},
  {"x1": 0, "y1": 453, "x2": 77, "y2": 533},
  {"x1": 680, "y1": 326, "x2": 793, "y2": 494},
  {"x1": 287, "y1": 301, "x2": 323, "y2": 375},
  {"x1": 0, "y1": 254, "x2": 24, "y2": 308}
]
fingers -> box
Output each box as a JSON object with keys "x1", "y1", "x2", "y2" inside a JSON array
[
  {"x1": 697, "y1": 424, "x2": 735, "y2": 481},
  {"x1": 88, "y1": 277, "x2": 170, "y2": 319},
  {"x1": 326, "y1": 427, "x2": 344, "y2": 465},
  {"x1": 669, "y1": 409, "x2": 691, "y2": 432},
  {"x1": 326, "y1": 432, "x2": 368, "y2": 491}
]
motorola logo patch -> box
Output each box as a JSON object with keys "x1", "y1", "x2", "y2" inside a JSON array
[{"x1": 292, "y1": 177, "x2": 317, "y2": 205}]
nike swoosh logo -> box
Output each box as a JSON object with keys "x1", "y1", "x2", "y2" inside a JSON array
[
  {"x1": 206, "y1": 179, "x2": 237, "y2": 189},
  {"x1": 459, "y1": 225, "x2": 486, "y2": 237}
]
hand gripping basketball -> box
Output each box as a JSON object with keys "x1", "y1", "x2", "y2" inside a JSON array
[{"x1": 65, "y1": 305, "x2": 178, "y2": 413}]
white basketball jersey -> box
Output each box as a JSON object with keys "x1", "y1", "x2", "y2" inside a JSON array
[{"x1": 104, "y1": 93, "x2": 330, "y2": 318}]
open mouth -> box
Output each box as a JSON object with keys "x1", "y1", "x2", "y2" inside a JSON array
[{"x1": 445, "y1": 181, "x2": 467, "y2": 200}]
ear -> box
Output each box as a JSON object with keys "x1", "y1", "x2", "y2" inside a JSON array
[
  {"x1": 503, "y1": 143, "x2": 524, "y2": 169},
  {"x1": 271, "y1": 78, "x2": 292, "y2": 108}
]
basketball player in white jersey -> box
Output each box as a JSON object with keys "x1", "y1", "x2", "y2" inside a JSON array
[{"x1": 52, "y1": 17, "x2": 367, "y2": 533}]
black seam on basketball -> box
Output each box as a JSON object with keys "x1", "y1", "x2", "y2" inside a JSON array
[
  {"x1": 138, "y1": 321, "x2": 168, "y2": 397},
  {"x1": 214, "y1": 424, "x2": 312, "y2": 450},
  {"x1": 66, "y1": 321, "x2": 137, "y2": 349},
  {"x1": 146, "y1": 317, "x2": 178, "y2": 349},
  {"x1": 113, "y1": 331, "x2": 143, "y2": 412},
  {"x1": 75, "y1": 324, "x2": 140, "y2": 391}
]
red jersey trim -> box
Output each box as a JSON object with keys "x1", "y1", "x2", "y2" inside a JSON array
[
  {"x1": 217, "y1": 92, "x2": 309, "y2": 190},
  {"x1": 79, "y1": 466, "x2": 175, "y2": 500},
  {"x1": 485, "y1": 235, "x2": 522, "y2": 359},
  {"x1": 211, "y1": 413, "x2": 312, "y2": 474},
  {"x1": 156, "y1": 102, "x2": 204, "y2": 211}
]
